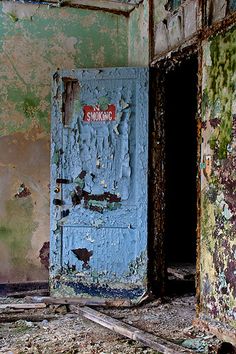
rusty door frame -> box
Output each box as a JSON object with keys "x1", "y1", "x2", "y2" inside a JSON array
[
  {"x1": 149, "y1": 45, "x2": 201, "y2": 299},
  {"x1": 148, "y1": 68, "x2": 166, "y2": 296}
]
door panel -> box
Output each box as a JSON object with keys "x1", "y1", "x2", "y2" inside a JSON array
[
  {"x1": 198, "y1": 31, "x2": 236, "y2": 333},
  {"x1": 50, "y1": 68, "x2": 149, "y2": 299}
]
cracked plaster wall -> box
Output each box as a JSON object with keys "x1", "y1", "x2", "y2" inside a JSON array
[
  {"x1": 128, "y1": 0, "x2": 149, "y2": 66},
  {"x1": 153, "y1": 0, "x2": 199, "y2": 58},
  {"x1": 0, "y1": 2, "x2": 128, "y2": 282},
  {"x1": 152, "y1": 0, "x2": 236, "y2": 60}
]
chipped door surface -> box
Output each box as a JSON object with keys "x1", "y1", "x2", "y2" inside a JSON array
[
  {"x1": 50, "y1": 68, "x2": 149, "y2": 299},
  {"x1": 199, "y1": 29, "x2": 236, "y2": 330}
]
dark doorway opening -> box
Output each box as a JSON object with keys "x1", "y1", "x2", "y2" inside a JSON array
[{"x1": 164, "y1": 55, "x2": 198, "y2": 292}]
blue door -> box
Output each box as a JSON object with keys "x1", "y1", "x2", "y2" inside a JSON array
[{"x1": 50, "y1": 68, "x2": 149, "y2": 300}]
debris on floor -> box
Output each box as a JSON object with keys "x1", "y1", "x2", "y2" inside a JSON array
[
  {"x1": 167, "y1": 264, "x2": 196, "y2": 281},
  {"x1": 0, "y1": 295, "x2": 234, "y2": 354}
]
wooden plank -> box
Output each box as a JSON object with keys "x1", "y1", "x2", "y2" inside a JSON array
[
  {"x1": 193, "y1": 318, "x2": 236, "y2": 346},
  {"x1": 0, "y1": 314, "x2": 56, "y2": 323},
  {"x1": 7, "y1": 289, "x2": 49, "y2": 298},
  {"x1": 26, "y1": 296, "x2": 131, "y2": 307},
  {"x1": 0, "y1": 309, "x2": 24, "y2": 314},
  {"x1": 0, "y1": 303, "x2": 46, "y2": 310},
  {"x1": 78, "y1": 306, "x2": 195, "y2": 354},
  {"x1": 167, "y1": 264, "x2": 196, "y2": 280},
  {"x1": 0, "y1": 281, "x2": 48, "y2": 296}
]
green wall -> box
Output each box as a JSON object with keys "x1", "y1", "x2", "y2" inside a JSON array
[
  {"x1": 128, "y1": 0, "x2": 149, "y2": 66},
  {"x1": 0, "y1": 2, "x2": 128, "y2": 282}
]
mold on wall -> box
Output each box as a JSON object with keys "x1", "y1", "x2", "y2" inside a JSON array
[
  {"x1": 0, "y1": 130, "x2": 50, "y2": 282},
  {"x1": 200, "y1": 26, "x2": 236, "y2": 328},
  {"x1": 0, "y1": 2, "x2": 128, "y2": 137},
  {"x1": 0, "y1": 2, "x2": 128, "y2": 283}
]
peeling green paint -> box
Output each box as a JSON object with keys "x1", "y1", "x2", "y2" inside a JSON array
[
  {"x1": 201, "y1": 192, "x2": 215, "y2": 253},
  {"x1": 200, "y1": 27, "x2": 236, "y2": 327},
  {"x1": 23, "y1": 95, "x2": 40, "y2": 120},
  {"x1": 98, "y1": 96, "x2": 109, "y2": 111},
  {"x1": 229, "y1": 0, "x2": 236, "y2": 12},
  {"x1": 0, "y1": 197, "x2": 38, "y2": 273},
  {"x1": 0, "y1": 2, "x2": 128, "y2": 283},
  {"x1": 0, "y1": 4, "x2": 128, "y2": 136},
  {"x1": 6, "y1": 12, "x2": 18, "y2": 23},
  {"x1": 52, "y1": 148, "x2": 60, "y2": 166},
  {"x1": 165, "y1": 0, "x2": 182, "y2": 12},
  {"x1": 50, "y1": 282, "x2": 77, "y2": 297},
  {"x1": 0, "y1": 225, "x2": 12, "y2": 236},
  {"x1": 153, "y1": 0, "x2": 169, "y2": 24},
  {"x1": 128, "y1": 0, "x2": 149, "y2": 66},
  {"x1": 126, "y1": 251, "x2": 147, "y2": 282},
  {"x1": 202, "y1": 27, "x2": 236, "y2": 159}
]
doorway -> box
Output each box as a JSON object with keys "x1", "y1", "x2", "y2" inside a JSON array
[{"x1": 164, "y1": 55, "x2": 198, "y2": 292}]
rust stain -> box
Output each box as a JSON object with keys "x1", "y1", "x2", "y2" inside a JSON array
[
  {"x1": 56, "y1": 178, "x2": 70, "y2": 184},
  {"x1": 72, "y1": 189, "x2": 121, "y2": 212},
  {"x1": 148, "y1": 69, "x2": 166, "y2": 296},
  {"x1": 71, "y1": 170, "x2": 121, "y2": 213},
  {"x1": 53, "y1": 199, "x2": 64, "y2": 206},
  {"x1": 209, "y1": 118, "x2": 221, "y2": 128},
  {"x1": 62, "y1": 79, "x2": 80, "y2": 126},
  {"x1": 39, "y1": 241, "x2": 49, "y2": 270},
  {"x1": 71, "y1": 248, "x2": 93, "y2": 269},
  {"x1": 78, "y1": 170, "x2": 86, "y2": 179},
  {"x1": 203, "y1": 154, "x2": 212, "y2": 180},
  {"x1": 14, "y1": 183, "x2": 31, "y2": 198}
]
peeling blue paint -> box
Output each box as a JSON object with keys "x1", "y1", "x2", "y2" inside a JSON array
[
  {"x1": 53, "y1": 281, "x2": 144, "y2": 299},
  {"x1": 50, "y1": 68, "x2": 149, "y2": 300}
]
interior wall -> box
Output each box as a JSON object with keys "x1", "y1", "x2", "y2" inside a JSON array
[
  {"x1": 128, "y1": 0, "x2": 149, "y2": 66},
  {"x1": 152, "y1": 0, "x2": 198, "y2": 58},
  {"x1": 0, "y1": 2, "x2": 128, "y2": 283},
  {"x1": 200, "y1": 25, "x2": 236, "y2": 328}
]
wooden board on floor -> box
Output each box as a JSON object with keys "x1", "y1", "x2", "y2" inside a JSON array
[
  {"x1": 167, "y1": 264, "x2": 196, "y2": 280},
  {"x1": 78, "y1": 306, "x2": 195, "y2": 354},
  {"x1": 0, "y1": 313, "x2": 56, "y2": 323},
  {"x1": 7, "y1": 289, "x2": 49, "y2": 298},
  {"x1": 0, "y1": 303, "x2": 46, "y2": 310},
  {"x1": 193, "y1": 318, "x2": 236, "y2": 346},
  {"x1": 26, "y1": 296, "x2": 131, "y2": 307}
]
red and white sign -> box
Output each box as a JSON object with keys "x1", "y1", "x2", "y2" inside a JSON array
[{"x1": 83, "y1": 104, "x2": 116, "y2": 122}]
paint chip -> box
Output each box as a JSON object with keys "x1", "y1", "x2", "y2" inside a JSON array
[
  {"x1": 15, "y1": 184, "x2": 31, "y2": 199},
  {"x1": 71, "y1": 248, "x2": 93, "y2": 269},
  {"x1": 39, "y1": 242, "x2": 49, "y2": 269}
]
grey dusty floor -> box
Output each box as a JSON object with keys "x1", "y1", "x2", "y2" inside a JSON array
[{"x1": 0, "y1": 295, "x2": 223, "y2": 354}]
